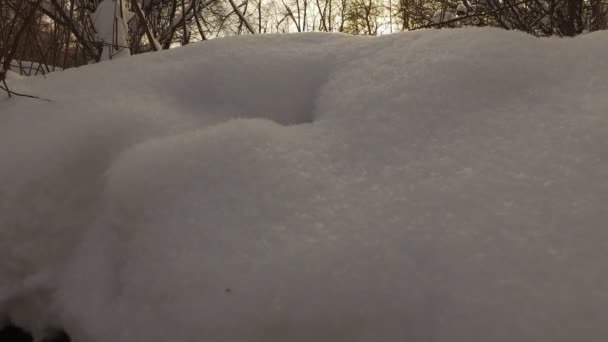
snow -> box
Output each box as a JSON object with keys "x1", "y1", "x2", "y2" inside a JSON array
[
  {"x1": 92, "y1": 0, "x2": 133, "y2": 60},
  {"x1": 1, "y1": 28, "x2": 608, "y2": 342},
  {"x1": 432, "y1": 9, "x2": 456, "y2": 25},
  {"x1": 456, "y1": 3, "x2": 467, "y2": 14},
  {"x1": 9, "y1": 61, "x2": 62, "y2": 76},
  {"x1": 3, "y1": 70, "x2": 23, "y2": 81}
]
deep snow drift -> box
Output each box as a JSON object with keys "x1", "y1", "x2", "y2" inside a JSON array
[{"x1": 1, "y1": 28, "x2": 607, "y2": 342}]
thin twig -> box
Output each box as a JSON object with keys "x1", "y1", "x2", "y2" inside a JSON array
[
  {"x1": 415, "y1": 0, "x2": 533, "y2": 29},
  {"x1": 1, "y1": 78, "x2": 12, "y2": 98},
  {"x1": 0, "y1": 82, "x2": 52, "y2": 102}
]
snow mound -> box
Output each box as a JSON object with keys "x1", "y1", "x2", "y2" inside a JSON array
[{"x1": 1, "y1": 28, "x2": 608, "y2": 342}]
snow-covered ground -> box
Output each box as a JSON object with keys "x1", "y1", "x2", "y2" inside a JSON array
[
  {"x1": 8, "y1": 61, "x2": 59, "y2": 77},
  {"x1": 1, "y1": 28, "x2": 607, "y2": 342}
]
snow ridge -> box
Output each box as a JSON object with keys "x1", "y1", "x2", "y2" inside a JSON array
[{"x1": 1, "y1": 28, "x2": 608, "y2": 342}]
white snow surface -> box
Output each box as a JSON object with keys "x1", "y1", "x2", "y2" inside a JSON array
[
  {"x1": 92, "y1": 0, "x2": 132, "y2": 60},
  {"x1": 1, "y1": 28, "x2": 608, "y2": 341}
]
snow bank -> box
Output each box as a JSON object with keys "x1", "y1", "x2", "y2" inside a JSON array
[
  {"x1": 1, "y1": 28, "x2": 608, "y2": 342},
  {"x1": 8, "y1": 61, "x2": 62, "y2": 76}
]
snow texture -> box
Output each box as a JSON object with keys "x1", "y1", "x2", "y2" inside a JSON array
[{"x1": 1, "y1": 28, "x2": 608, "y2": 342}]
